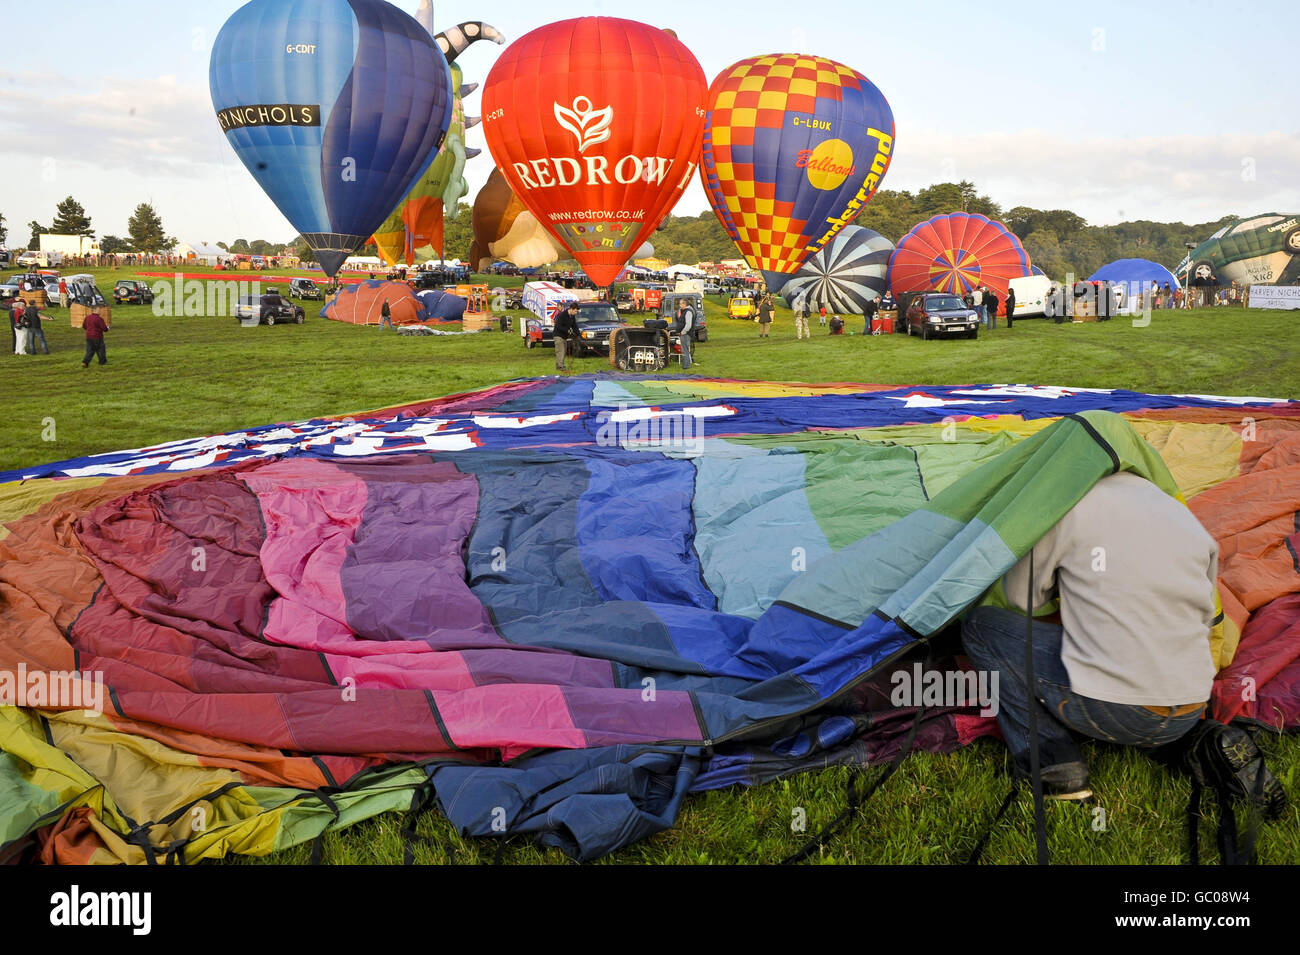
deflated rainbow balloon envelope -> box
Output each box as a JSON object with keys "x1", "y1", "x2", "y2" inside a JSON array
[
  {"x1": 209, "y1": 0, "x2": 454, "y2": 276},
  {"x1": 699, "y1": 53, "x2": 895, "y2": 294}
]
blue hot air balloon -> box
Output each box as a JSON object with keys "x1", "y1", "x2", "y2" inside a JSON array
[{"x1": 210, "y1": 0, "x2": 454, "y2": 275}]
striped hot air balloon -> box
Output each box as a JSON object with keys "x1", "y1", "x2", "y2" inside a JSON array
[
  {"x1": 779, "y1": 226, "x2": 893, "y2": 314},
  {"x1": 887, "y1": 213, "x2": 1032, "y2": 300}
]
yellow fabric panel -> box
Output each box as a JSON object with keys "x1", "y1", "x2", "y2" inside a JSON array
[
  {"x1": 757, "y1": 90, "x2": 787, "y2": 110},
  {"x1": 714, "y1": 89, "x2": 737, "y2": 110},
  {"x1": 0, "y1": 706, "x2": 126, "y2": 827},
  {"x1": 709, "y1": 126, "x2": 731, "y2": 147},
  {"x1": 47, "y1": 710, "x2": 240, "y2": 831},
  {"x1": 44, "y1": 711, "x2": 284, "y2": 861},
  {"x1": 789, "y1": 78, "x2": 818, "y2": 97},
  {"x1": 0, "y1": 478, "x2": 107, "y2": 541},
  {"x1": 1127, "y1": 419, "x2": 1242, "y2": 499}
]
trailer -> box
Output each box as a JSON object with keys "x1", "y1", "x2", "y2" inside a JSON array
[{"x1": 520, "y1": 280, "x2": 578, "y2": 347}]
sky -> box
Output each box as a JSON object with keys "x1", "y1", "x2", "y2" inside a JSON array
[{"x1": 1, "y1": 0, "x2": 1296, "y2": 247}]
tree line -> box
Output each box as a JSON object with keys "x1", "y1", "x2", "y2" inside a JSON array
[
  {"x1": 5, "y1": 182, "x2": 1239, "y2": 278},
  {"x1": 5, "y1": 197, "x2": 179, "y2": 255}
]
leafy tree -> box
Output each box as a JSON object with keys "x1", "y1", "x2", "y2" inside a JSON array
[
  {"x1": 51, "y1": 196, "x2": 94, "y2": 237},
  {"x1": 0, "y1": 212, "x2": 7, "y2": 245},
  {"x1": 1023, "y1": 229, "x2": 1065, "y2": 280},
  {"x1": 100, "y1": 235, "x2": 131, "y2": 254},
  {"x1": 227, "y1": 238, "x2": 251, "y2": 255},
  {"x1": 27, "y1": 221, "x2": 46, "y2": 249},
  {"x1": 441, "y1": 201, "x2": 474, "y2": 261},
  {"x1": 290, "y1": 237, "x2": 315, "y2": 263},
  {"x1": 127, "y1": 203, "x2": 176, "y2": 253},
  {"x1": 249, "y1": 239, "x2": 277, "y2": 256}
]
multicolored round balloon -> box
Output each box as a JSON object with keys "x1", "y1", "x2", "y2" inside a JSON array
[
  {"x1": 699, "y1": 54, "x2": 895, "y2": 293},
  {"x1": 210, "y1": 0, "x2": 454, "y2": 276},
  {"x1": 888, "y1": 213, "x2": 1033, "y2": 299}
]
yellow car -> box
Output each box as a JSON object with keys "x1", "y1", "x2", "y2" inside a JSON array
[{"x1": 728, "y1": 296, "x2": 757, "y2": 320}]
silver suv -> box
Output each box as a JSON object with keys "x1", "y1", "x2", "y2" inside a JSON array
[{"x1": 288, "y1": 277, "x2": 322, "y2": 300}]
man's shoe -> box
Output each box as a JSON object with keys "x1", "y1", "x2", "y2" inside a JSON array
[
  {"x1": 1017, "y1": 761, "x2": 1092, "y2": 800},
  {"x1": 1040, "y1": 761, "x2": 1093, "y2": 800}
]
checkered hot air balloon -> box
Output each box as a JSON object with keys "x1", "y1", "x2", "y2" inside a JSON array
[
  {"x1": 887, "y1": 213, "x2": 1033, "y2": 300},
  {"x1": 699, "y1": 54, "x2": 895, "y2": 293},
  {"x1": 779, "y1": 226, "x2": 893, "y2": 313}
]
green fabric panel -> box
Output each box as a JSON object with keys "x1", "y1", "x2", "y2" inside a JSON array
[
  {"x1": 799, "y1": 440, "x2": 931, "y2": 550},
  {"x1": 265, "y1": 765, "x2": 429, "y2": 853},
  {"x1": 913, "y1": 431, "x2": 1026, "y2": 497},
  {"x1": 0, "y1": 750, "x2": 65, "y2": 847}
]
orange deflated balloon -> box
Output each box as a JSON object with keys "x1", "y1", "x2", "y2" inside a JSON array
[{"x1": 481, "y1": 17, "x2": 707, "y2": 287}]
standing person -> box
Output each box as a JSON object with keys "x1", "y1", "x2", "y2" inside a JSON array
[
  {"x1": 380, "y1": 298, "x2": 393, "y2": 329},
  {"x1": 984, "y1": 287, "x2": 999, "y2": 331},
  {"x1": 794, "y1": 293, "x2": 810, "y2": 340},
  {"x1": 11, "y1": 300, "x2": 29, "y2": 355},
  {"x1": 26, "y1": 304, "x2": 49, "y2": 354},
  {"x1": 7, "y1": 299, "x2": 19, "y2": 355},
  {"x1": 81, "y1": 309, "x2": 109, "y2": 367},
  {"x1": 863, "y1": 294, "x2": 878, "y2": 335},
  {"x1": 674, "y1": 297, "x2": 696, "y2": 371},
  {"x1": 553, "y1": 301, "x2": 579, "y2": 373},
  {"x1": 58, "y1": 277, "x2": 69, "y2": 309},
  {"x1": 758, "y1": 294, "x2": 774, "y2": 338},
  {"x1": 1004, "y1": 286, "x2": 1016, "y2": 328},
  {"x1": 970, "y1": 285, "x2": 985, "y2": 326},
  {"x1": 818, "y1": 304, "x2": 827, "y2": 326}
]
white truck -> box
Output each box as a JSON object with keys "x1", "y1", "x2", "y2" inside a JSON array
[{"x1": 1006, "y1": 275, "x2": 1053, "y2": 318}]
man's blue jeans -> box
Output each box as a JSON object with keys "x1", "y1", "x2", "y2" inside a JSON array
[{"x1": 961, "y1": 606, "x2": 1204, "y2": 774}]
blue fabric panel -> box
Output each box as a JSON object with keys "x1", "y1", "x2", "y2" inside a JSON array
[{"x1": 692, "y1": 445, "x2": 832, "y2": 619}]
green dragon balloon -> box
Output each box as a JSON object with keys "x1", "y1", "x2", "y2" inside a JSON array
[{"x1": 371, "y1": 6, "x2": 503, "y2": 266}]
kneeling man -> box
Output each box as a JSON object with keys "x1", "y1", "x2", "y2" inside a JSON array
[{"x1": 963, "y1": 471, "x2": 1218, "y2": 798}]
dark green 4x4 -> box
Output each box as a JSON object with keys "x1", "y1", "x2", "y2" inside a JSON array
[{"x1": 113, "y1": 280, "x2": 154, "y2": 305}]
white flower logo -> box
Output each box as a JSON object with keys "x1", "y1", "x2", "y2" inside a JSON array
[{"x1": 553, "y1": 96, "x2": 613, "y2": 153}]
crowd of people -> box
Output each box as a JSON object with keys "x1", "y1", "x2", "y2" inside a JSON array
[{"x1": 1142, "y1": 278, "x2": 1246, "y2": 309}]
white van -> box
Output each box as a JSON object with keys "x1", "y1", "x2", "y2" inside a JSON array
[{"x1": 1007, "y1": 274, "x2": 1053, "y2": 318}]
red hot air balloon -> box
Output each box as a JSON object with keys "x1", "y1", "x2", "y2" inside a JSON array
[
  {"x1": 887, "y1": 213, "x2": 1033, "y2": 302},
  {"x1": 480, "y1": 17, "x2": 707, "y2": 287}
]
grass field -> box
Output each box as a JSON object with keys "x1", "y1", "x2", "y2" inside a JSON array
[{"x1": 2, "y1": 264, "x2": 1297, "y2": 864}]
